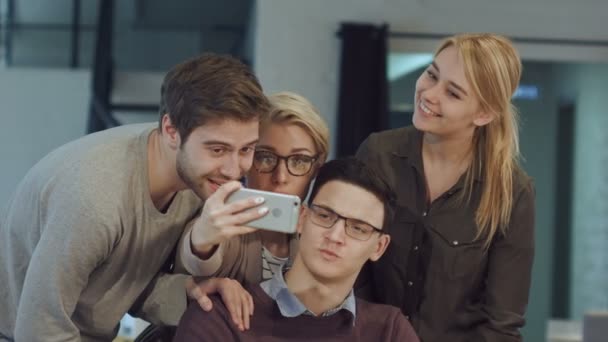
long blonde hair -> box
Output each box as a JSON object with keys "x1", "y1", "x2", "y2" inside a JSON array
[{"x1": 436, "y1": 33, "x2": 522, "y2": 248}]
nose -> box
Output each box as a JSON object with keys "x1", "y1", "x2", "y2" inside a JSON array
[
  {"x1": 421, "y1": 82, "x2": 441, "y2": 104},
  {"x1": 221, "y1": 153, "x2": 244, "y2": 180},
  {"x1": 240, "y1": 151, "x2": 255, "y2": 177},
  {"x1": 271, "y1": 159, "x2": 289, "y2": 185},
  {"x1": 324, "y1": 218, "x2": 346, "y2": 244}
]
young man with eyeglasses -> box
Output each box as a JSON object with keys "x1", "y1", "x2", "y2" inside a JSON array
[
  {"x1": 177, "y1": 92, "x2": 329, "y2": 330},
  {"x1": 173, "y1": 157, "x2": 420, "y2": 341}
]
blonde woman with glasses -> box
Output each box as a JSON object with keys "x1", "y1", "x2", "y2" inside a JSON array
[
  {"x1": 356, "y1": 33, "x2": 535, "y2": 342},
  {"x1": 178, "y1": 91, "x2": 330, "y2": 330}
]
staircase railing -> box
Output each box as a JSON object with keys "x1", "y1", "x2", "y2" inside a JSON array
[{"x1": 87, "y1": 0, "x2": 118, "y2": 133}]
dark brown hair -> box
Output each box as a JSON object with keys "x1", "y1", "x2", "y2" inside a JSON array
[
  {"x1": 158, "y1": 53, "x2": 270, "y2": 143},
  {"x1": 308, "y1": 157, "x2": 396, "y2": 230}
]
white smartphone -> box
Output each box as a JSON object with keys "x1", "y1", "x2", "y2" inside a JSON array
[{"x1": 226, "y1": 187, "x2": 301, "y2": 234}]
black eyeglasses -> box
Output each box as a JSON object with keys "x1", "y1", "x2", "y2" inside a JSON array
[
  {"x1": 253, "y1": 150, "x2": 318, "y2": 176},
  {"x1": 308, "y1": 204, "x2": 384, "y2": 241}
]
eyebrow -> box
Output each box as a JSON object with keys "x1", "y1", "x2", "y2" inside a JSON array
[
  {"x1": 256, "y1": 145, "x2": 315, "y2": 154},
  {"x1": 203, "y1": 139, "x2": 259, "y2": 147},
  {"x1": 314, "y1": 203, "x2": 378, "y2": 228},
  {"x1": 431, "y1": 62, "x2": 469, "y2": 97}
]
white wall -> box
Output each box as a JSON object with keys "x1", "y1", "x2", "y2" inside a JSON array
[
  {"x1": 253, "y1": 0, "x2": 608, "y2": 158},
  {"x1": 253, "y1": 1, "x2": 608, "y2": 341},
  {"x1": 0, "y1": 69, "x2": 90, "y2": 209}
]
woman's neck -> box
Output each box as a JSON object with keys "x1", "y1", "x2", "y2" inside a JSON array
[
  {"x1": 422, "y1": 131, "x2": 474, "y2": 166},
  {"x1": 421, "y1": 131, "x2": 475, "y2": 203}
]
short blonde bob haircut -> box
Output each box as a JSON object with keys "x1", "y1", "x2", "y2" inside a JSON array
[{"x1": 262, "y1": 92, "x2": 330, "y2": 163}]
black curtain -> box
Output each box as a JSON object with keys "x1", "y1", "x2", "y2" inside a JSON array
[{"x1": 336, "y1": 22, "x2": 389, "y2": 157}]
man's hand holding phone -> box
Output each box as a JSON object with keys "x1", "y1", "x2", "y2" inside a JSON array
[{"x1": 190, "y1": 181, "x2": 267, "y2": 259}]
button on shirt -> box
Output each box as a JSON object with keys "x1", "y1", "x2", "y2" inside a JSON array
[
  {"x1": 355, "y1": 125, "x2": 536, "y2": 341},
  {"x1": 260, "y1": 264, "x2": 357, "y2": 325}
]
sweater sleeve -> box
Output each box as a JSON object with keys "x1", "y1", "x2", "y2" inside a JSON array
[
  {"x1": 175, "y1": 219, "x2": 224, "y2": 276},
  {"x1": 14, "y1": 190, "x2": 119, "y2": 341},
  {"x1": 129, "y1": 272, "x2": 190, "y2": 326},
  {"x1": 390, "y1": 311, "x2": 420, "y2": 342}
]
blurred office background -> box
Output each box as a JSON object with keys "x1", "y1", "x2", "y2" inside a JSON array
[{"x1": 1, "y1": 0, "x2": 607, "y2": 341}]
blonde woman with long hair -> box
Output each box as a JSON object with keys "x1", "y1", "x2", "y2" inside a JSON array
[
  {"x1": 356, "y1": 33, "x2": 535, "y2": 341},
  {"x1": 178, "y1": 91, "x2": 330, "y2": 330}
]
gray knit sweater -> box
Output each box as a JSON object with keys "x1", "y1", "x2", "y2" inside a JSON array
[{"x1": 0, "y1": 123, "x2": 202, "y2": 341}]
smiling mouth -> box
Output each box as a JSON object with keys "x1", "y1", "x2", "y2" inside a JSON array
[
  {"x1": 207, "y1": 179, "x2": 225, "y2": 192},
  {"x1": 419, "y1": 101, "x2": 441, "y2": 117}
]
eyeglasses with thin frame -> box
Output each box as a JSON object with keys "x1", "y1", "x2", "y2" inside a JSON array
[
  {"x1": 253, "y1": 150, "x2": 318, "y2": 176},
  {"x1": 308, "y1": 204, "x2": 384, "y2": 241}
]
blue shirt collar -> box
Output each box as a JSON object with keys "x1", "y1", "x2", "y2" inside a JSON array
[{"x1": 259, "y1": 264, "x2": 357, "y2": 323}]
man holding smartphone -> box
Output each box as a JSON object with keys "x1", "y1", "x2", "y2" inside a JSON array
[
  {"x1": 175, "y1": 92, "x2": 330, "y2": 332},
  {"x1": 173, "y1": 158, "x2": 420, "y2": 341},
  {"x1": 0, "y1": 53, "x2": 270, "y2": 341}
]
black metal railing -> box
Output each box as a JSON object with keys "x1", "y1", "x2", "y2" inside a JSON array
[
  {"x1": 2, "y1": 0, "x2": 91, "y2": 68},
  {"x1": 87, "y1": 0, "x2": 118, "y2": 133},
  {"x1": 2, "y1": 0, "x2": 15, "y2": 66}
]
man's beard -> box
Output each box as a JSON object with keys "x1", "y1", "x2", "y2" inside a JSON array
[{"x1": 176, "y1": 150, "x2": 208, "y2": 200}]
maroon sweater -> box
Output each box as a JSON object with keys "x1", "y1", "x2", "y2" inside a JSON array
[{"x1": 173, "y1": 284, "x2": 419, "y2": 342}]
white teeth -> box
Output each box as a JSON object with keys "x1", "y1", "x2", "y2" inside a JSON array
[{"x1": 419, "y1": 101, "x2": 438, "y2": 116}]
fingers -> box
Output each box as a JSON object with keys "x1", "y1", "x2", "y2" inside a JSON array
[
  {"x1": 191, "y1": 182, "x2": 265, "y2": 248},
  {"x1": 185, "y1": 276, "x2": 200, "y2": 299},
  {"x1": 224, "y1": 281, "x2": 245, "y2": 330},
  {"x1": 220, "y1": 226, "x2": 258, "y2": 238},
  {"x1": 248, "y1": 289, "x2": 254, "y2": 316},
  {"x1": 197, "y1": 294, "x2": 213, "y2": 312},
  {"x1": 234, "y1": 287, "x2": 253, "y2": 330},
  {"x1": 190, "y1": 212, "x2": 262, "y2": 252},
  {"x1": 217, "y1": 278, "x2": 255, "y2": 331},
  {"x1": 212, "y1": 206, "x2": 269, "y2": 228},
  {"x1": 210, "y1": 195, "x2": 266, "y2": 218},
  {"x1": 195, "y1": 225, "x2": 257, "y2": 244},
  {"x1": 187, "y1": 277, "x2": 216, "y2": 303},
  {"x1": 187, "y1": 277, "x2": 255, "y2": 331},
  {"x1": 186, "y1": 277, "x2": 219, "y2": 313},
  {"x1": 207, "y1": 181, "x2": 242, "y2": 205},
  {"x1": 242, "y1": 289, "x2": 254, "y2": 330}
]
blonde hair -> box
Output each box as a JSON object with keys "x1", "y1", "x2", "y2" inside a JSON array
[
  {"x1": 436, "y1": 33, "x2": 522, "y2": 249},
  {"x1": 263, "y1": 92, "x2": 330, "y2": 163}
]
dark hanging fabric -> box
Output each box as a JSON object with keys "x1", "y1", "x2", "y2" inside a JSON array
[{"x1": 336, "y1": 22, "x2": 389, "y2": 157}]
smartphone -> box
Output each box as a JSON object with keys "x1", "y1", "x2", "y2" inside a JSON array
[{"x1": 226, "y1": 187, "x2": 301, "y2": 234}]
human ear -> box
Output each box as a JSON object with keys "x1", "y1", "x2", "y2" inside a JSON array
[
  {"x1": 161, "y1": 114, "x2": 181, "y2": 150},
  {"x1": 473, "y1": 110, "x2": 495, "y2": 127},
  {"x1": 368, "y1": 234, "x2": 390, "y2": 262},
  {"x1": 296, "y1": 205, "x2": 308, "y2": 235}
]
